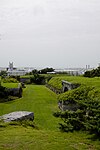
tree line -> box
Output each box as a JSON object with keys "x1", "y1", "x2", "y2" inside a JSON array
[{"x1": 84, "y1": 67, "x2": 100, "y2": 77}]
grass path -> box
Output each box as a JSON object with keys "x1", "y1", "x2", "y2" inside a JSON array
[
  {"x1": 0, "y1": 85, "x2": 100, "y2": 150},
  {"x1": 0, "y1": 85, "x2": 58, "y2": 130}
]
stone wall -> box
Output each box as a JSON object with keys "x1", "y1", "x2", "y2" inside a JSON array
[
  {"x1": 46, "y1": 80, "x2": 80, "y2": 95},
  {"x1": 46, "y1": 84, "x2": 62, "y2": 94},
  {"x1": 62, "y1": 80, "x2": 80, "y2": 92},
  {"x1": 7, "y1": 87, "x2": 22, "y2": 98},
  {"x1": 58, "y1": 100, "x2": 79, "y2": 111},
  {"x1": 6, "y1": 83, "x2": 23, "y2": 98},
  {"x1": 46, "y1": 80, "x2": 80, "y2": 111},
  {"x1": 20, "y1": 77, "x2": 30, "y2": 84}
]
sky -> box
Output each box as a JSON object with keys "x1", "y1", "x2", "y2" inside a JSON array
[{"x1": 0, "y1": 0, "x2": 100, "y2": 68}]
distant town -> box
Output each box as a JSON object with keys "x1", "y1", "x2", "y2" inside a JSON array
[{"x1": 0, "y1": 62, "x2": 96, "y2": 76}]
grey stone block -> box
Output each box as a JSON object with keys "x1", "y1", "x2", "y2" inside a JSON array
[{"x1": 0, "y1": 111, "x2": 34, "y2": 122}]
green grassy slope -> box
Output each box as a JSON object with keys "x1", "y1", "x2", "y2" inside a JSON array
[
  {"x1": 0, "y1": 85, "x2": 100, "y2": 150},
  {"x1": 48, "y1": 76, "x2": 100, "y2": 90},
  {"x1": 2, "y1": 83, "x2": 19, "y2": 88}
]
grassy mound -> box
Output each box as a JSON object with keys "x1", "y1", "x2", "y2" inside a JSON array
[{"x1": 48, "y1": 76, "x2": 100, "y2": 90}]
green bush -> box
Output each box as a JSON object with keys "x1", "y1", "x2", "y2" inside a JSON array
[
  {"x1": 88, "y1": 89, "x2": 100, "y2": 100},
  {"x1": 58, "y1": 85, "x2": 93, "y2": 102},
  {"x1": 54, "y1": 85, "x2": 100, "y2": 137},
  {"x1": 0, "y1": 71, "x2": 7, "y2": 78},
  {"x1": 0, "y1": 86, "x2": 7, "y2": 98},
  {"x1": 30, "y1": 74, "x2": 45, "y2": 85},
  {"x1": 84, "y1": 67, "x2": 100, "y2": 77},
  {"x1": 48, "y1": 77, "x2": 62, "y2": 90}
]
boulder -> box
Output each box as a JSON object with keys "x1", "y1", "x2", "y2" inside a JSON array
[{"x1": 0, "y1": 111, "x2": 34, "y2": 122}]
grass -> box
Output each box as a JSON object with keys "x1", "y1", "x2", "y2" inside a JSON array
[
  {"x1": 1, "y1": 82, "x2": 19, "y2": 88},
  {"x1": 0, "y1": 84, "x2": 100, "y2": 149},
  {"x1": 0, "y1": 126, "x2": 100, "y2": 150},
  {"x1": 0, "y1": 85, "x2": 58, "y2": 130}
]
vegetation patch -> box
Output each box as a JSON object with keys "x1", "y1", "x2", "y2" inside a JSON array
[
  {"x1": 54, "y1": 85, "x2": 100, "y2": 137},
  {"x1": 2, "y1": 83, "x2": 19, "y2": 88},
  {"x1": 0, "y1": 83, "x2": 22, "y2": 102},
  {"x1": 0, "y1": 119, "x2": 36, "y2": 129},
  {"x1": 48, "y1": 76, "x2": 100, "y2": 91},
  {"x1": 84, "y1": 66, "x2": 100, "y2": 77},
  {"x1": 30, "y1": 74, "x2": 45, "y2": 85},
  {"x1": 2, "y1": 77, "x2": 18, "y2": 83},
  {"x1": 48, "y1": 77, "x2": 63, "y2": 90},
  {"x1": 0, "y1": 85, "x2": 100, "y2": 149},
  {"x1": 0, "y1": 85, "x2": 8, "y2": 101}
]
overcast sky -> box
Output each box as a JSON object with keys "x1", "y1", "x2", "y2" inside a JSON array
[{"x1": 0, "y1": 0, "x2": 100, "y2": 68}]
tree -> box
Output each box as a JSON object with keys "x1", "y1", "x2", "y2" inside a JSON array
[
  {"x1": 39, "y1": 68, "x2": 54, "y2": 74},
  {"x1": 84, "y1": 67, "x2": 100, "y2": 77},
  {"x1": 32, "y1": 69, "x2": 38, "y2": 75},
  {"x1": 30, "y1": 74, "x2": 45, "y2": 84},
  {"x1": 0, "y1": 70, "x2": 7, "y2": 78}
]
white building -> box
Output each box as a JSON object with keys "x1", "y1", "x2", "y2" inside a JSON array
[
  {"x1": 7, "y1": 70, "x2": 27, "y2": 76},
  {"x1": 7, "y1": 62, "x2": 28, "y2": 76}
]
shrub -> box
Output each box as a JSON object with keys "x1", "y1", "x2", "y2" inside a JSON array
[
  {"x1": 0, "y1": 85, "x2": 8, "y2": 99},
  {"x1": 0, "y1": 71, "x2": 7, "y2": 78},
  {"x1": 30, "y1": 74, "x2": 45, "y2": 85},
  {"x1": 84, "y1": 67, "x2": 100, "y2": 77},
  {"x1": 54, "y1": 85, "x2": 100, "y2": 137},
  {"x1": 57, "y1": 85, "x2": 93, "y2": 102}
]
